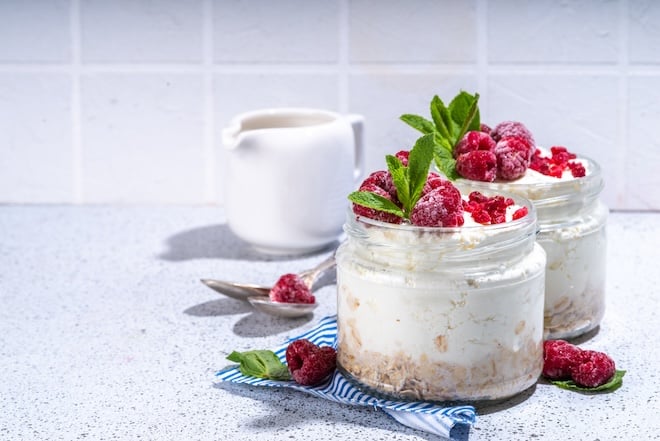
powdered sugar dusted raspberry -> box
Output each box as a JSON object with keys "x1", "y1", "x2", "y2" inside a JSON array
[
  {"x1": 480, "y1": 123, "x2": 492, "y2": 134},
  {"x1": 494, "y1": 137, "x2": 533, "y2": 181},
  {"x1": 395, "y1": 150, "x2": 410, "y2": 166},
  {"x1": 352, "y1": 184, "x2": 403, "y2": 224},
  {"x1": 269, "y1": 274, "x2": 315, "y2": 304},
  {"x1": 285, "y1": 339, "x2": 337, "y2": 386},
  {"x1": 410, "y1": 183, "x2": 464, "y2": 227},
  {"x1": 542, "y1": 340, "x2": 617, "y2": 388},
  {"x1": 360, "y1": 170, "x2": 397, "y2": 200},
  {"x1": 422, "y1": 172, "x2": 453, "y2": 196},
  {"x1": 490, "y1": 121, "x2": 535, "y2": 148},
  {"x1": 542, "y1": 340, "x2": 583, "y2": 380},
  {"x1": 572, "y1": 350, "x2": 616, "y2": 388},
  {"x1": 456, "y1": 150, "x2": 498, "y2": 182},
  {"x1": 454, "y1": 130, "x2": 496, "y2": 158}
]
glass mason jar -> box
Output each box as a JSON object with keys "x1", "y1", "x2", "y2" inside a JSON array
[
  {"x1": 470, "y1": 157, "x2": 607, "y2": 340},
  {"x1": 335, "y1": 191, "x2": 546, "y2": 403}
]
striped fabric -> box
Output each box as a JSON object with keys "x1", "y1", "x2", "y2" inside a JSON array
[{"x1": 215, "y1": 315, "x2": 476, "y2": 438}]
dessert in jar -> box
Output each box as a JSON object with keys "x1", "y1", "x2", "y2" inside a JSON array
[
  {"x1": 469, "y1": 150, "x2": 607, "y2": 340},
  {"x1": 339, "y1": 142, "x2": 546, "y2": 403},
  {"x1": 399, "y1": 92, "x2": 608, "y2": 340}
]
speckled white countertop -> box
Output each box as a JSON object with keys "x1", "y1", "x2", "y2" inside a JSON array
[{"x1": 1, "y1": 206, "x2": 659, "y2": 441}]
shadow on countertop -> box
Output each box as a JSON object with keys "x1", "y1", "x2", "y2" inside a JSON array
[
  {"x1": 184, "y1": 297, "x2": 314, "y2": 337},
  {"x1": 214, "y1": 381, "x2": 468, "y2": 441},
  {"x1": 158, "y1": 223, "x2": 338, "y2": 262}
]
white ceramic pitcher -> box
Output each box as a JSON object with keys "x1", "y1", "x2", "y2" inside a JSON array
[{"x1": 222, "y1": 108, "x2": 365, "y2": 255}]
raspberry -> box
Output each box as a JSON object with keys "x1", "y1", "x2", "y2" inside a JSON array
[
  {"x1": 463, "y1": 191, "x2": 520, "y2": 225},
  {"x1": 494, "y1": 137, "x2": 533, "y2": 181},
  {"x1": 269, "y1": 274, "x2": 315, "y2": 304},
  {"x1": 394, "y1": 150, "x2": 409, "y2": 166},
  {"x1": 410, "y1": 183, "x2": 464, "y2": 227},
  {"x1": 453, "y1": 130, "x2": 496, "y2": 158},
  {"x1": 542, "y1": 340, "x2": 583, "y2": 380},
  {"x1": 455, "y1": 150, "x2": 497, "y2": 182},
  {"x1": 529, "y1": 146, "x2": 587, "y2": 179},
  {"x1": 422, "y1": 173, "x2": 452, "y2": 196},
  {"x1": 572, "y1": 350, "x2": 616, "y2": 388},
  {"x1": 512, "y1": 206, "x2": 529, "y2": 220},
  {"x1": 490, "y1": 121, "x2": 535, "y2": 149},
  {"x1": 285, "y1": 339, "x2": 337, "y2": 386},
  {"x1": 359, "y1": 170, "x2": 397, "y2": 200},
  {"x1": 568, "y1": 161, "x2": 586, "y2": 178},
  {"x1": 352, "y1": 183, "x2": 403, "y2": 224},
  {"x1": 480, "y1": 123, "x2": 492, "y2": 134}
]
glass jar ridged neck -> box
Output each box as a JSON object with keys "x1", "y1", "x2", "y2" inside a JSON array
[
  {"x1": 464, "y1": 155, "x2": 604, "y2": 226},
  {"x1": 344, "y1": 189, "x2": 537, "y2": 272}
]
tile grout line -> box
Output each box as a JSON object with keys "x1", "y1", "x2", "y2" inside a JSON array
[
  {"x1": 337, "y1": 0, "x2": 349, "y2": 113},
  {"x1": 476, "y1": 0, "x2": 488, "y2": 111},
  {"x1": 71, "y1": 0, "x2": 83, "y2": 204},
  {"x1": 203, "y1": 0, "x2": 216, "y2": 204},
  {"x1": 618, "y1": 0, "x2": 629, "y2": 208},
  {"x1": 1, "y1": 63, "x2": 659, "y2": 75}
]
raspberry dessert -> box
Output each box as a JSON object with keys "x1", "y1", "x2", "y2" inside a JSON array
[
  {"x1": 269, "y1": 274, "x2": 315, "y2": 304},
  {"x1": 465, "y1": 141, "x2": 607, "y2": 340},
  {"x1": 542, "y1": 340, "x2": 617, "y2": 388},
  {"x1": 340, "y1": 146, "x2": 546, "y2": 402},
  {"x1": 285, "y1": 339, "x2": 337, "y2": 386},
  {"x1": 448, "y1": 118, "x2": 607, "y2": 340}
]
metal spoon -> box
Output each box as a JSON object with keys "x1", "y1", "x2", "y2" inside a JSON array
[{"x1": 200, "y1": 253, "x2": 336, "y2": 317}]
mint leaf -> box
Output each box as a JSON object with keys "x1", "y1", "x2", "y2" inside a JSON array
[
  {"x1": 406, "y1": 133, "x2": 435, "y2": 210},
  {"x1": 448, "y1": 91, "x2": 480, "y2": 142},
  {"x1": 401, "y1": 91, "x2": 481, "y2": 182},
  {"x1": 433, "y1": 132, "x2": 453, "y2": 153},
  {"x1": 348, "y1": 190, "x2": 405, "y2": 218},
  {"x1": 550, "y1": 370, "x2": 626, "y2": 393},
  {"x1": 227, "y1": 350, "x2": 291, "y2": 381},
  {"x1": 430, "y1": 95, "x2": 452, "y2": 141},
  {"x1": 400, "y1": 114, "x2": 435, "y2": 134},
  {"x1": 433, "y1": 146, "x2": 459, "y2": 181},
  {"x1": 386, "y1": 155, "x2": 410, "y2": 209}
]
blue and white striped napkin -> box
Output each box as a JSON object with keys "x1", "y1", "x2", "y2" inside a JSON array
[{"x1": 215, "y1": 315, "x2": 476, "y2": 438}]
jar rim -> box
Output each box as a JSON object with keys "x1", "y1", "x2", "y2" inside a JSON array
[{"x1": 460, "y1": 154, "x2": 604, "y2": 206}]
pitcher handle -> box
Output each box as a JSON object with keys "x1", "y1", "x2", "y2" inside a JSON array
[{"x1": 346, "y1": 114, "x2": 365, "y2": 182}]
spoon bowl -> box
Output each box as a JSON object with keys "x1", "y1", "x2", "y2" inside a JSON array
[
  {"x1": 247, "y1": 296, "x2": 317, "y2": 318},
  {"x1": 200, "y1": 253, "x2": 336, "y2": 318},
  {"x1": 199, "y1": 279, "x2": 270, "y2": 301}
]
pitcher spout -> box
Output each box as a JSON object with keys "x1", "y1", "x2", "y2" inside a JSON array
[{"x1": 222, "y1": 121, "x2": 242, "y2": 150}]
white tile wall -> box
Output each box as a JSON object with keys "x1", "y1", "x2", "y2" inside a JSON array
[{"x1": 0, "y1": 0, "x2": 659, "y2": 210}]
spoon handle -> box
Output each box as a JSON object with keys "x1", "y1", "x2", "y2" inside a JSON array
[{"x1": 299, "y1": 252, "x2": 337, "y2": 289}]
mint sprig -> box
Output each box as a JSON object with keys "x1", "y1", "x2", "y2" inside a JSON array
[
  {"x1": 550, "y1": 370, "x2": 626, "y2": 393},
  {"x1": 348, "y1": 133, "x2": 435, "y2": 220},
  {"x1": 401, "y1": 90, "x2": 480, "y2": 180},
  {"x1": 227, "y1": 349, "x2": 291, "y2": 381}
]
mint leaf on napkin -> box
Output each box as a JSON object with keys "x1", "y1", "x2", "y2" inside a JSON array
[{"x1": 227, "y1": 350, "x2": 291, "y2": 381}]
